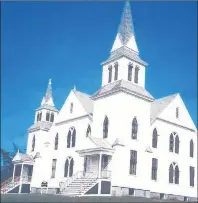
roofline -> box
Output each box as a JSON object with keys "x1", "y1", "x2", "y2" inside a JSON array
[
  {"x1": 28, "y1": 126, "x2": 50, "y2": 133},
  {"x1": 101, "y1": 54, "x2": 148, "y2": 67},
  {"x1": 55, "y1": 114, "x2": 91, "y2": 126},
  {"x1": 35, "y1": 106, "x2": 59, "y2": 112},
  {"x1": 76, "y1": 147, "x2": 114, "y2": 155},
  {"x1": 91, "y1": 87, "x2": 154, "y2": 102},
  {"x1": 152, "y1": 118, "x2": 196, "y2": 132}
]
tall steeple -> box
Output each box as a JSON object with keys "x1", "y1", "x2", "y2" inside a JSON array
[
  {"x1": 41, "y1": 79, "x2": 55, "y2": 107},
  {"x1": 111, "y1": 1, "x2": 139, "y2": 54}
]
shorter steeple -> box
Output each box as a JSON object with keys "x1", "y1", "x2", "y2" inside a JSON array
[
  {"x1": 41, "y1": 79, "x2": 55, "y2": 107},
  {"x1": 111, "y1": 1, "x2": 139, "y2": 54}
]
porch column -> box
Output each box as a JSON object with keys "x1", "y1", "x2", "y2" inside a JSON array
[
  {"x1": 12, "y1": 164, "x2": 16, "y2": 182},
  {"x1": 98, "y1": 153, "x2": 102, "y2": 179},
  {"x1": 18, "y1": 164, "x2": 24, "y2": 193}
]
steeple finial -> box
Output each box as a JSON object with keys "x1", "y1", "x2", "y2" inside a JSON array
[
  {"x1": 73, "y1": 85, "x2": 76, "y2": 91},
  {"x1": 111, "y1": 1, "x2": 139, "y2": 53},
  {"x1": 41, "y1": 79, "x2": 55, "y2": 107}
]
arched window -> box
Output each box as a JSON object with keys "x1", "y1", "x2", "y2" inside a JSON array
[
  {"x1": 169, "y1": 162, "x2": 179, "y2": 184},
  {"x1": 169, "y1": 164, "x2": 174, "y2": 183},
  {"x1": 169, "y1": 134, "x2": 174, "y2": 152},
  {"x1": 152, "y1": 128, "x2": 158, "y2": 148},
  {"x1": 134, "y1": 66, "x2": 139, "y2": 84},
  {"x1": 37, "y1": 113, "x2": 39, "y2": 121},
  {"x1": 64, "y1": 159, "x2": 69, "y2": 177},
  {"x1": 175, "y1": 165, "x2": 179, "y2": 184},
  {"x1": 190, "y1": 140, "x2": 194, "y2": 158},
  {"x1": 128, "y1": 63, "x2": 133, "y2": 81},
  {"x1": 103, "y1": 116, "x2": 109, "y2": 138},
  {"x1": 39, "y1": 112, "x2": 42, "y2": 121},
  {"x1": 108, "y1": 66, "x2": 112, "y2": 83},
  {"x1": 132, "y1": 117, "x2": 138, "y2": 139},
  {"x1": 114, "y1": 62, "x2": 118, "y2": 81},
  {"x1": 86, "y1": 125, "x2": 91, "y2": 137},
  {"x1": 32, "y1": 135, "x2": 35, "y2": 152},
  {"x1": 50, "y1": 113, "x2": 54, "y2": 122},
  {"x1": 67, "y1": 127, "x2": 76, "y2": 148},
  {"x1": 175, "y1": 135, "x2": 179, "y2": 154},
  {"x1": 54, "y1": 134, "x2": 58, "y2": 150},
  {"x1": 46, "y1": 112, "x2": 50, "y2": 121},
  {"x1": 64, "y1": 157, "x2": 74, "y2": 177}
]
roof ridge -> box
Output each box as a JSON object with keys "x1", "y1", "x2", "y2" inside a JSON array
[{"x1": 155, "y1": 93, "x2": 179, "y2": 102}]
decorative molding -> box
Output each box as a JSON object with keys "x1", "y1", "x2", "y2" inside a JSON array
[
  {"x1": 55, "y1": 114, "x2": 91, "y2": 126},
  {"x1": 156, "y1": 118, "x2": 196, "y2": 132}
]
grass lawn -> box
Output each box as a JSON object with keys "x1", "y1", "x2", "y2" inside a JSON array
[{"x1": 1, "y1": 194, "x2": 182, "y2": 202}]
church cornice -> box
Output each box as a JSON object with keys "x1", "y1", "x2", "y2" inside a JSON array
[
  {"x1": 153, "y1": 118, "x2": 196, "y2": 132},
  {"x1": 92, "y1": 86, "x2": 154, "y2": 102},
  {"x1": 101, "y1": 47, "x2": 148, "y2": 67},
  {"x1": 55, "y1": 114, "x2": 92, "y2": 126}
]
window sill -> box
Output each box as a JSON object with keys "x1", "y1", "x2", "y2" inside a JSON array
[{"x1": 129, "y1": 174, "x2": 137, "y2": 177}]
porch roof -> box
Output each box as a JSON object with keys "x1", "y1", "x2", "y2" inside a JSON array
[
  {"x1": 76, "y1": 147, "x2": 115, "y2": 156},
  {"x1": 12, "y1": 151, "x2": 34, "y2": 164}
]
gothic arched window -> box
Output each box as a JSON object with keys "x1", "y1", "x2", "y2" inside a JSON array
[
  {"x1": 67, "y1": 127, "x2": 76, "y2": 148},
  {"x1": 132, "y1": 117, "x2": 138, "y2": 139},
  {"x1": 39, "y1": 112, "x2": 42, "y2": 121},
  {"x1": 50, "y1": 113, "x2": 54, "y2": 122},
  {"x1": 169, "y1": 134, "x2": 174, "y2": 152},
  {"x1": 46, "y1": 112, "x2": 50, "y2": 121},
  {"x1": 175, "y1": 165, "x2": 180, "y2": 184},
  {"x1": 37, "y1": 113, "x2": 39, "y2": 121},
  {"x1": 134, "y1": 66, "x2": 139, "y2": 84},
  {"x1": 114, "y1": 62, "x2": 118, "y2": 81},
  {"x1": 103, "y1": 116, "x2": 109, "y2": 138},
  {"x1": 152, "y1": 128, "x2": 158, "y2": 148},
  {"x1": 128, "y1": 63, "x2": 133, "y2": 81},
  {"x1": 169, "y1": 164, "x2": 174, "y2": 183},
  {"x1": 86, "y1": 125, "x2": 91, "y2": 137},
  {"x1": 32, "y1": 135, "x2": 35, "y2": 152},
  {"x1": 54, "y1": 133, "x2": 58, "y2": 150},
  {"x1": 175, "y1": 135, "x2": 180, "y2": 154},
  {"x1": 169, "y1": 162, "x2": 179, "y2": 184},
  {"x1": 108, "y1": 66, "x2": 112, "y2": 83},
  {"x1": 64, "y1": 157, "x2": 74, "y2": 177},
  {"x1": 190, "y1": 139, "x2": 194, "y2": 158}
]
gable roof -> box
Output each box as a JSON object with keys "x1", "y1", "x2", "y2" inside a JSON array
[
  {"x1": 92, "y1": 80, "x2": 154, "y2": 101},
  {"x1": 12, "y1": 152, "x2": 34, "y2": 163},
  {"x1": 150, "y1": 93, "x2": 178, "y2": 123},
  {"x1": 88, "y1": 136, "x2": 113, "y2": 149},
  {"x1": 73, "y1": 90, "x2": 93, "y2": 114}
]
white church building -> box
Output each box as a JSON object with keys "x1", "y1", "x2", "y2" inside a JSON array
[{"x1": 1, "y1": 1, "x2": 197, "y2": 201}]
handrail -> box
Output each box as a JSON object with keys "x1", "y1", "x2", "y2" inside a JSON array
[{"x1": 80, "y1": 171, "x2": 98, "y2": 195}]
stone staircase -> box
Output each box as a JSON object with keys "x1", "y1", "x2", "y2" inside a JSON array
[
  {"x1": 1, "y1": 176, "x2": 20, "y2": 194},
  {"x1": 60, "y1": 171, "x2": 98, "y2": 196}
]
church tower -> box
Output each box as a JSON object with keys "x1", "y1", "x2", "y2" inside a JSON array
[
  {"x1": 27, "y1": 79, "x2": 58, "y2": 154},
  {"x1": 101, "y1": 1, "x2": 148, "y2": 88},
  {"x1": 34, "y1": 79, "x2": 58, "y2": 124}
]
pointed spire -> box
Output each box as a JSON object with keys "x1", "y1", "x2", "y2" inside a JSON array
[
  {"x1": 111, "y1": 1, "x2": 139, "y2": 54},
  {"x1": 41, "y1": 79, "x2": 55, "y2": 107},
  {"x1": 118, "y1": 0, "x2": 134, "y2": 45}
]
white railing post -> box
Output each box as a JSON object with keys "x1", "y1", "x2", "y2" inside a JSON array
[
  {"x1": 98, "y1": 153, "x2": 102, "y2": 179},
  {"x1": 12, "y1": 165, "x2": 16, "y2": 182},
  {"x1": 18, "y1": 164, "x2": 24, "y2": 193}
]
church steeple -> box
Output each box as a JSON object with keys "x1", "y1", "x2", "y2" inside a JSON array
[
  {"x1": 41, "y1": 79, "x2": 55, "y2": 107},
  {"x1": 101, "y1": 1, "x2": 148, "y2": 88},
  {"x1": 111, "y1": 1, "x2": 139, "y2": 54},
  {"x1": 34, "y1": 79, "x2": 58, "y2": 124}
]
